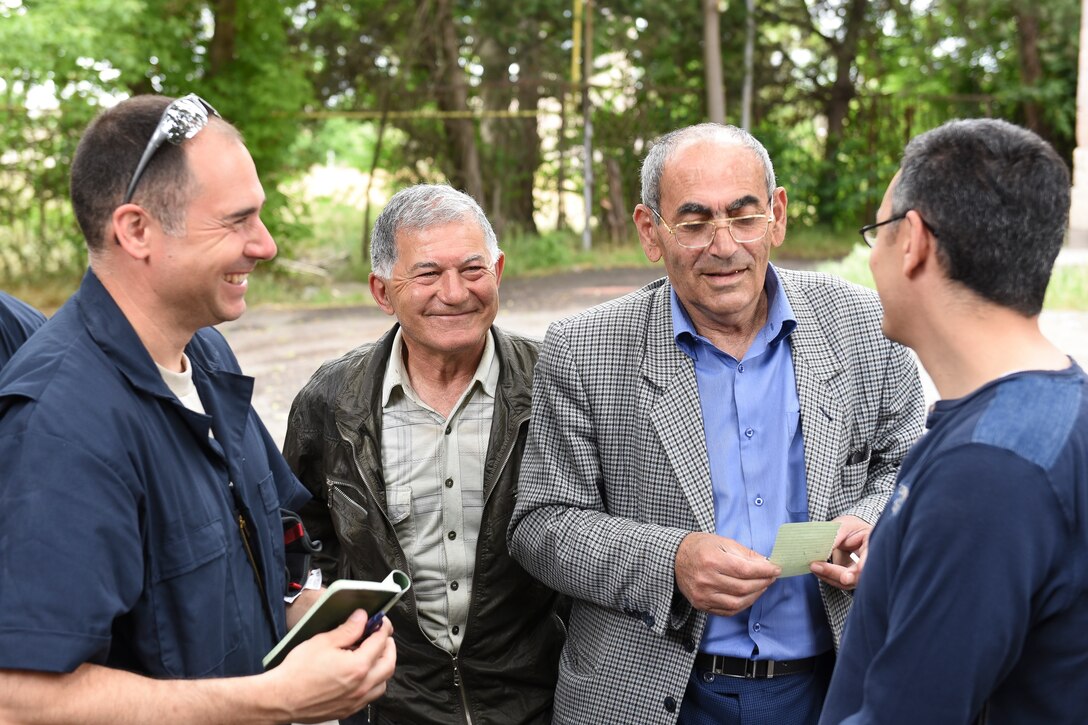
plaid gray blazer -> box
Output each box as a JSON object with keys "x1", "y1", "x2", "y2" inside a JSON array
[{"x1": 508, "y1": 268, "x2": 925, "y2": 724}]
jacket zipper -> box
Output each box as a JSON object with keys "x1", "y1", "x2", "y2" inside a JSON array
[
  {"x1": 340, "y1": 407, "x2": 528, "y2": 725},
  {"x1": 230, "y1": 480, "x2": 265, "y2": 599},
  {"x1": 453, "y1": 657, "x2": 475, "y2": 725},
  {"x1": 228, "y1": 479, "x2": 277, "y2": 632}
]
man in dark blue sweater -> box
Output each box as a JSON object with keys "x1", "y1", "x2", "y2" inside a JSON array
[{"x1": 817, "y1": 119, "x2": 1088, "y2": 724}]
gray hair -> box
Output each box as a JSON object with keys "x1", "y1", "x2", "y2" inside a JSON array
[
  {"x1": 639, "y1": 123, "x2": 777, "y2": 210},
  {"x1": 370, "y1": 184, "x2": 500, "y2": 278},
  {"x1": 892, "y1": 118, "x2": 1069, "y2": 316}
]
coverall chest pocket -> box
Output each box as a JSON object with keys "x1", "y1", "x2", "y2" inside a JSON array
[{"x1": 150, "y1": 517, "x2": 242, "y2": 677}]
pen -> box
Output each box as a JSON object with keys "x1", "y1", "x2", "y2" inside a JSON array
[{"x1": 361, "y1": 611, "x2": 385, "y2": 640}]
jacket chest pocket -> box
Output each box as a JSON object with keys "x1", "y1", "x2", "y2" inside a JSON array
[{"x1": 328, "y1": 478, "x2": 370, "y2": 547}]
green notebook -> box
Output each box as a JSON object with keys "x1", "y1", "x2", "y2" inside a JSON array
[{"x1": 264, "y1": 569, "x2": 411, "y2": 669}]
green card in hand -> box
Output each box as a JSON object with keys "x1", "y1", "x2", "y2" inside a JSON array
[{"x1": 768, "y1": 522, "x2": 843, "y2": 577}]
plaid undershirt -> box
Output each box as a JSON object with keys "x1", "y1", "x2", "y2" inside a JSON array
[{"x1": 380, "y1": 329, "x2": 498, "y2": 653}]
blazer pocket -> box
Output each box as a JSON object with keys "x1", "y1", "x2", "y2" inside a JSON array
[{"x1": 839, "y1": 447, "x2": 871, "y2": 495}]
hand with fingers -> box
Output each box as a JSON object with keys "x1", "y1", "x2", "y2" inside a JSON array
[
  {"x1": 674, "y1": 532, "x2": 781, "y2": 616},
  {"x1": 810, "y1": 514, "x2": 871, "y2": 591},
  {"x1": 269, "y1": 609, "x2": 398, "y2": 723}
]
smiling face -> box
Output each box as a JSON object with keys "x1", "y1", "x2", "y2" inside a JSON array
[
  {"x1": 635, "y1": 139, "x2": 786, "y2": 338},
  {"x1": 369, "y1": 218, "x2": 503, "y2": 363},
  {"x1": 150, "y1": 126, "x2": 276, "y2": 332}
]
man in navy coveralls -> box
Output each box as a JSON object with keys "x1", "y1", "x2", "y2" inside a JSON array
[{"x1": 0, "y1": 94, "x2": 395, "y2": 724}]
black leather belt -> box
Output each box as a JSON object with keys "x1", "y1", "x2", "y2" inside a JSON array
[{"x1": 694, "y1": 652, "x2": 822, "y2": 679}]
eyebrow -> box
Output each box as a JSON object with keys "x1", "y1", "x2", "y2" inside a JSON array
[
  {"x1": 408, "y1": 254, "x2": 489, "y2": 273},
  {"x1": 224, "y1": 205, "x2": 261, "y2": 224},
  {"x1": 673, "y1": 195, "x2": 765, "y2": 218}
]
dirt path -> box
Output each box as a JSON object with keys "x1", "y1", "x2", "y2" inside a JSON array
[
  {"x1": 219, "y1": 267, "x2": 668, "y2": 447},
  {"x1": 219, "y1": 264, "x2": 1088, "y2": 449}
]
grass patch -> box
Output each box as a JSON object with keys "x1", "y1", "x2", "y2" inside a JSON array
[
  {"x1": 3, "y1": 273, "x2": 83, "y2": 315},
  {"x1": 780, "y1": 224, "x2": 857, "y2": 260},
  {"x1": 1045, "y1": 263, "x2": 1088, "y2": 310},
  {"x1": 818, "y1": 245, "x2": 1088, "y2": 311}
]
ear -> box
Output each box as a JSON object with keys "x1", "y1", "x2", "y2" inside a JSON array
[
  {"x1": 634, "y1": 204, "x2": 663, "y2": 263},
  {"x1": 768, "y1": 187, "x2": 788, "y2": 249},
  {"x1": 369, "y1": 273, "x2": 396, "y2": 316},
  {"x1": 900, "y1": 210, "x2": 934, "y2": 279},
  {"x1": 111, "y1": 203, "x2": 154, "y2": 261},
  {"x1": 492, "y1": 251, "x2": 505, "y2": 287}
]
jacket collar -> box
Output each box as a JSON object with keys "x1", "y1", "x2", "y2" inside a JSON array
[
  {"x1": 332, "y1": 324, "x2": 533, "y2": 450},
  {"x1": 77, "y1": 267, "x2": 253, "y2": 463}
]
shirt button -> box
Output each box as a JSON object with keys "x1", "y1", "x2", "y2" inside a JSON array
[
  {"x1": 445, "y1": 478, "x2": 454, "y2": 488},
  {"x1": 738, "y1": 364, "x2": 745, "y2": 373},
  {"x1": 664, "y1": 696, "x2": 677, "y2": 713},
  {"x1": 753, "y1": 622, "x2": 761, "y2": 632},
  {"x1": 754, "y1": 496, "x2": 764, "y2": 506},
  {"x1": 452, "y1": 625, "x2": 460, "y2": 635},
  {"x1": 450, "y1": 581, "x2": 459, "y2": 590},
  {"x1": 745, "y1": 427, "x2": 754, "y2": 438},
  {"x1": 448, "y1": 531, "x2": 457, "y2": 540},
  {"x1": 445, "y1": 425, "x2": 452, "y2": 435}
]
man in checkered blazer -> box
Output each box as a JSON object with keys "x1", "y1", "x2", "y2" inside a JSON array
[{"x1": 508, "y1": 124, "x2": 925, "y2": 725}]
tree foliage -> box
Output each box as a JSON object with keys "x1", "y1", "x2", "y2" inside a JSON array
[{"x1": 0, "y1": 0, "x2": 1079, "y2": 281}]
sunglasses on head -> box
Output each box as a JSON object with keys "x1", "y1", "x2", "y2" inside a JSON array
[{"x1": 122, "y1": 93, "x2": 220, "y2": 205}]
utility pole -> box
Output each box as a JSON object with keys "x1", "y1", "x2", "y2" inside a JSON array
[
  {"x1": 741, "y1": 0, "x2": 755, "y2": 130},
  {"x1": 581, "y1": 0, "x2": 594, "y2": 251},
  {"x1": 703, "y1": 0, "x2": 725, "y2": 124}
]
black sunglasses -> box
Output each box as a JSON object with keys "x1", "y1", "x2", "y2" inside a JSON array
[{"x1": 122, "y1": 94, "x2": 220, "y2": 204}]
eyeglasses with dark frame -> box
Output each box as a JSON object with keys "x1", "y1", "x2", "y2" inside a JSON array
[
  {"x1": 122, "y1": 94, "x2": 220, "y2": 205},
  {"x1": 647, "y1": 202, "x2": 775, "y2": 249},
  {"x1": 859, "y1": 211, "x2": 940, "y2": 248}
]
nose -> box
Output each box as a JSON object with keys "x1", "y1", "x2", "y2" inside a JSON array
[
  {"x1": 438, "y1": 270, "x2": 470, "y2": 304},
  {"x1": 247, "y1": 216, "x2": 277, "y2": 261},
  {"x1": 706, "y1": 222, "x2": 739, "y2": 256}
]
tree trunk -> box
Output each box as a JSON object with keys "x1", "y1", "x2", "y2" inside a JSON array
[
  {"x1": 433, "y1": 0, "x2": 484, "y2": 203},
  {"x1": 477, "y1": 25, "x2": 541, "y2": 235},
  {"x1": 362, "y1": 105, "x2": 389, "y2": 267},
  {"x1": 703, "y1": 0, "x2": 725, "y2": 124},
  {"x1": 603, "y1": 158, "x2": 627, "y2": 244},
  {"x1": 207, "y1": 0, "x2": 237, "y2": 78},
  {"x1": 1015, "y1": 4, "x2": 1049, "y2": 137},
  {"x1": 823, "y1": 0, "x2": 868, "y2": 162}
]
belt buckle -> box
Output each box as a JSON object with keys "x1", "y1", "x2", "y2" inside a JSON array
[{"x1": 744, "y1": 659, "x2": 774, "y2": 678}]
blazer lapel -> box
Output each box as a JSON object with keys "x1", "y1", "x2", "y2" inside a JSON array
[
  {"x1": 641, "y1": 283, "x2": 716, "y2": 534},
  {"x1": 781, "y1": 273, "x2": 848, "y2": 523}
]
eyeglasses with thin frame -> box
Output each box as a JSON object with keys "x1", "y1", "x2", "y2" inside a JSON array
[
  {"x1": 647, "y1": 203, "x2": 775, "y2": 248},
  {"x1": 859, "y1": 213, "x2": 906, "y2": 247},
  {"x1": 122, "y1": 94, "x2": 220, "y2": 205},
  {"x1": 859, "y1": 211, "x2": 939, "y2": 247}
]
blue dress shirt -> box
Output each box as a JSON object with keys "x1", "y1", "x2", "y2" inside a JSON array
[{"x1": 672, "y1": 265, "x2": 832, "y2": 660}]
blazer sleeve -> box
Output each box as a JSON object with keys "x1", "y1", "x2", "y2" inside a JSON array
[
  {"x1": 843, "y1": 337, "x2": 926, "y2": 525},
  {"x1": 508, "y1": 321, "x2": 689, "y2": 638}
]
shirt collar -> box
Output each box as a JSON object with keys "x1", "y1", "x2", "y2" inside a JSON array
[
  {"x1": 671, "y1": 263, "x2": 797, "y2": 359},
  {"x1": 381, "y1": 327, "x2": 499, "y2": 408}
]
